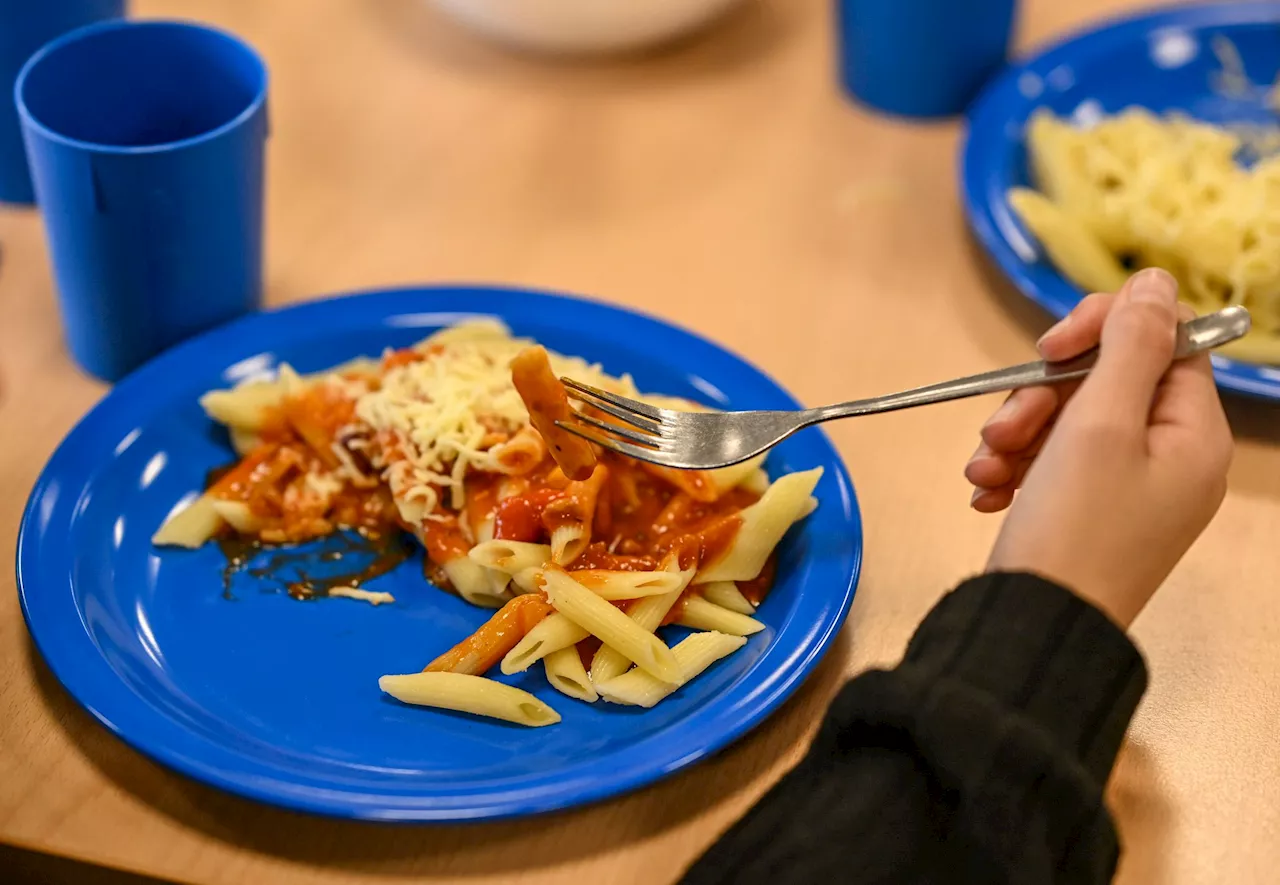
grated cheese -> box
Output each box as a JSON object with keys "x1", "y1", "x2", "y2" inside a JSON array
[
  {"x1": 303, "y1": 469, "x2": 344, "y2": 501},
  {"x1": 351, "y1": 321, "x2": 638, "y2": 524},
  {"x1": 329, "y1": 587, "x2": 396, "y2": 605}
]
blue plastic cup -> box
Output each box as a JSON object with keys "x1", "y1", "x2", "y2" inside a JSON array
[
  {"x1": 836, "y1": 0, "x2": 1017, "y2": 119},
  {"x1": 0, "y1": 0, "x2": 125, "y2": 204},
  {"x1": 16, "y1": 20, "x2": 268, "y2": 382}
]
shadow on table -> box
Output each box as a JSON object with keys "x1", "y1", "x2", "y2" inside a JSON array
[
  {"x1": 2, "y1": 843, "x2": 176, "y2": 885},
  {"x1": 26, "y1": 623, "x2": 852, "y2": 878}
]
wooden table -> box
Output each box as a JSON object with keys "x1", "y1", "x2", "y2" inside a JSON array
[{"x1": 2, "y1": 1, "x2": 1278, "y2": 882}]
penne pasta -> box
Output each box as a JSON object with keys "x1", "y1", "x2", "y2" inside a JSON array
[
  {"x1": 199, "y1": 381, "x2": 288, "y2": 431},
  {"x1": 706, "y1": 453, "x2": 768, "y2": 498},
  {"x1": 700, "y1": 581, "x2": 755, "y2": 615},
  {"x1": 152, "y1": 493, "x2": 225, "y2": 548},
  {"x1": 492, "y1": 426, "x2": 547, "y2": 476},
  {"x1": 277, "y1": 362, "x2": 306, "y2": 396},
  {"x1": 545, "y1": 465, "x2": 609, "y2": 565},
  {"x1": 442, "y1": 556, "x2": 511, "y2": 609},
  {"x1": 228, "y1": 426, "x2": 261, "y2": 456},
  {"x1": 542, "y1": 568, "x2": 683, "y2": 685},
  {"x1": 694, "y1": 467, "x2": 823, "y2": 585},
  {"x1": 163, "y1": 321, "x2": 818, "y2": 728},
  {"x1": 640, "y1": 461, "x2": 719, "y2": 503},
  {"x1": 468, "y1": 540, "x2": 551, "y2": 576},
  {"x1": 589, "y1": 566, "x2": 695, "y2": 683},
  {"x1": 543, "y1": 646, "x2": 598, "y2": 703},
  {"x1": 511, "y1": 345, "x2": 597, "y2": 481},
  {"x1": 325, "y1": 356, "x2": 380, "y2": 379},
  {"x1": 595, "y1": 632, "x2": 746, "y2": 708},
  {"x1": 500, "y1": 613, "x2": 589, "y2": 674},
  {"x1": 549, "y1": 524, "x2": 585, "y2": 566},
  {"x1": 676, "y1": 595, "x2": 765, "y2": 636},
  {"x1": 209, "y1": 498, "x2": 264, "y2": 535},
  {"x1": 425, "y1": 593, "x2": 554, "y2": 675},
  {"x1": 737, "y1": 468, "x2": 771, "y2": 497},
  {"x1": 1007, "y1": 187, "x2": 1129, "y2": 294},
  {"x1": 510, "y1": 566, "x2": 543, "y2": 595},
  {"x1": 379, "y1": 672, "x2": 561, "y2": 727},
  {"x1": 570, "y1": 569, "x2": 684, "y2": 601}
]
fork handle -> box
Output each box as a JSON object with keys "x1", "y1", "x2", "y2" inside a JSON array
[{"x1": 809, "y1": 306, "x2": 1250, "y2": 422}]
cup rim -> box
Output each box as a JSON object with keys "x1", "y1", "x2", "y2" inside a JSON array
[{"x1": 14, "y1": 18, "x2": 268, "y2": 156}]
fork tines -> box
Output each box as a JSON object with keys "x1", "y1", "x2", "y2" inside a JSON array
[{"x1": 556, "y1": 377, "x2": 671, "y2": 454}]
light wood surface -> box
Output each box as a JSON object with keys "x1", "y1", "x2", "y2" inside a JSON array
[{"x1": 2, "y1": 1, "x2": 1278, "y2": 883}]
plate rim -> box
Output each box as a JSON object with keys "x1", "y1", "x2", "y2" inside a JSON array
[
  {"x1": 16, "y1": 283, "x2": 864, "y2": 822},
  {"x1": 960, "y1": 0, "x2": 1280, "y2": 400}
]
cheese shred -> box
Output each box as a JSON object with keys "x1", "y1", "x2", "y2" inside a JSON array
[{"x1": 350, "y1": 321, "x2": 638, "y2": 523}]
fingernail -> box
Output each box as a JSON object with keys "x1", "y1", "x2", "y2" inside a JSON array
[
  {"x1": 1129, "y1": 267, "x2": 1177, "y2": 306},
  {"x1": 970, "y1": 488, "x2": 988, "y2": 508},
  {"x1": 982, "y1": 397, "x2": 1019, "y2": 429},
  {"x1": 1036, "y1": 314, "x2": 1072, "y2": 349}
]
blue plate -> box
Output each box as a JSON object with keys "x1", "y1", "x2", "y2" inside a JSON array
[
  {"x1": 16, "y1": 286, "x2": 862, "y2": 821},
  {"x1": 963, "y1": 1, "x2": 1280, "y2": 399}
]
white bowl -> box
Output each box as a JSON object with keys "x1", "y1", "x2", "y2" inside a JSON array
[{"x1": 429, "y1": 0, "x2": 749, "y2": 54}]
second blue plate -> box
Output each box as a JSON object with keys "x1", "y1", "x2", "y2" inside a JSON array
[{"x1": 963, "y1": 1, "x2": 1280, "y2": 399}]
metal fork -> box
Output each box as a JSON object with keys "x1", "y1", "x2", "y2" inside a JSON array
[{"x1": 557, "y1": 305, "x2": 1251, "y2": 470}]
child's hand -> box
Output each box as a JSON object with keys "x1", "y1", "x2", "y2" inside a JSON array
[{"x1": 966, "y1": 268, "x2": 1233, "y2": 627}]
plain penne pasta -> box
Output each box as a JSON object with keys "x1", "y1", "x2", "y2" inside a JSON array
[
  {"x1": 152, "y1": 493, "x2": 225, "y2": 548},
  {"x1": 706, "y1": 453, "x2": 768, "y2": 497},
  {"x1": 595, "y1": 632, "x2": 747, "y2": 708},
  {"x1": 694, "y1": 468, "x2": 823, "y2": 585},
  {"x1": 570, "y1": 569, "x2": 684, "y2": 601},
  {"x1": 738, "y1": 468, "x2": 771, "y2": 497},
  {"x1": 510, "y1": 566, "x2": 543, "y2": 595},
  {"x1": 676, "y1": 595, "x2": 765, "y2": 636},
  {"x1": 468, "y1": 540, "x2": 551, "y2": 575},
  {"x1": 501, "y1": 613, "x2": 590, "y2": 675},
  {"x1": 542, "y1": 568, "x2": 683, "y2": 685},
  {"x1": 209, "y1": 498, "x2": 264, "y2": 534},
  {"x1": 442, "y1": 556, "x2": 511, "y2": 608},
  {"x1": 277, "y1": 362, "x2": 306, "y2": 396},
  {"x1": 379, "y1": 672, "x2": 561, "y2": 727},
  {"x1": 589, "y1": 567, "x2": 694, "y2": 683},
  {"x1": 700, "y1": 581, "x2": 755, "y2": 615},
  {"x1": 543, "y1": 646, "x2": 598, "y2": 703},
  {"x1": 199, "y1": 381, "x2": 287, "y2": 431},
  {"x1": 1007, "y1": 187, "x2": 1129, "y2": 294}
]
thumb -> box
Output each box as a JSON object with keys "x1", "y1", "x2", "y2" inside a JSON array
[{"x1": 1071, "y1": 268, "x2": 1180, "y2": 427}]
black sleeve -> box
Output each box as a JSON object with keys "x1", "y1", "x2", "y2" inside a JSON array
[{"x1": 679, "y1": 572, "x2": 1148, "y2": 885}]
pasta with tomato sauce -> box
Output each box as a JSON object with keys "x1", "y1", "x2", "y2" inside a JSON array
[{"x1": 153, "y1": 321, "x2": 820, "y2": 727}]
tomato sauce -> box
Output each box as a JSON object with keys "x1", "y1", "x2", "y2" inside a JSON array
[
  {"x1": 207, "y1": 385, "x2": 780, "y2": 602},
  {"x1": 493, "y1": 487, "x2": 564, "y2": 542},
  {"x1": 422, "y1": 519, "x2": 471, "y2": 566},
  {"x1": 737, "y1": 554, "x2": 777, "y2": 606},
  {"x1": 482, "y1": 453, "x2": 762, "y2": 581}
]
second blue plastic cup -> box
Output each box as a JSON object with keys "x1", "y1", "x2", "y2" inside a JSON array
[
  {"x1": 16, "y1": 19, "x2": 268, "y2": 382},
  {"x1": 0, "y1": 0, "x2": 125, "y2": 204},
  {"x1": 837, "y1": 0, "x2": 1017, "y2": 119}
]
